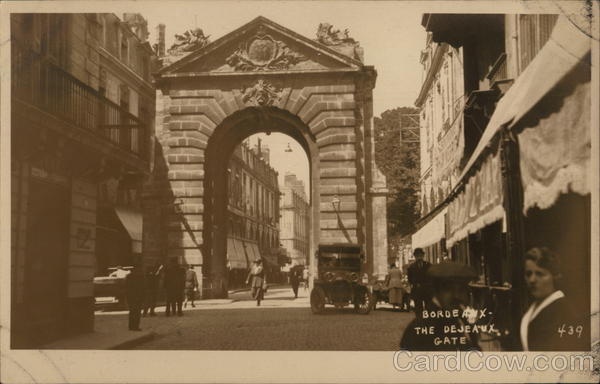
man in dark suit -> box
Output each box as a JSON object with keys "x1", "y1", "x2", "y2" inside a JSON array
[
  {"x1": 289, "y1": 266, "x2": 301, "y2": 298},
  {"x1": 164, "y1": 258, "x2": 185, "y2": 316},
  {"x1": 143, "y1": 262, "x2": 161, "y2": 316},
  {"x1": 400, "y1": 261, "x2": 481, "y2": 351},
  {"x1": 126, "y1": 264, "x2": 146, "y2": 331},
  {"x1": 407, "y1": 248, "x2": 431, "y2": 318}
]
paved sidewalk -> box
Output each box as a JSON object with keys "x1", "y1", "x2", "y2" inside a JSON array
[{"x1": 42, "y1": 328, "x2": 155, "y2": 350}]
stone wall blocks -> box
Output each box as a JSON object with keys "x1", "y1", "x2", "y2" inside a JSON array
[
  {"x1": 167, "y1": 147, "x2": 204, "y2": 155},
  {"x1": 167, "y1": 154, "x2": 205, "y2": 164},
  {"x1": 320, "y1": 219, "x2": 359, "y2": 230},
  {"x1": 319, "y1": 160, "x2": 356, "y2": 170},
  {"x1": 172, "y1": 187, "x2": 204, "y2": 198},
  {"x1": 169, "y1": 89, "x2": 215, "y2": 98},
  {"x1": 316, "y1": 127, "x2": 355, "y2": 139},
  {"x1": 169, "y1": 180, "x2": 204, "y2": 190},
  {"x1": 320, "y1": 167, "x2": 357, "y2": 178},
  {"x1": 319, "y1": 151, "x2": 356, "y2": 161},
  {"x1": 317, "y1": 134, "x2": 356, "y2": 148},
  {"x1": 320, "y1": 185, "x2": 357, "y2": 195},
  {"x1": 167, "y1": 170, "x2": 205, "y2": 181},
  {"x1": 319, "y1": 229, "x2": 358, "y2": 243},
  {"x1": 319, "y1": 201, "x2": 358, "y2": 212}
]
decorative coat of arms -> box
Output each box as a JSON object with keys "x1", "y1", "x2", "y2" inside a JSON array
[
  {"x1": 241, "y1": 79, "x2": 283, "y2": 106},
  {"x1": 226, "y1": 26, "x2": 307, "y2": 71}
]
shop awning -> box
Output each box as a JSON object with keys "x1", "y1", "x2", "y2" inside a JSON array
[
  {"x1": 412, "y1": 207, "x2": 447, "y2": 249},
  {"x1": 227, "y1": 238, "x2": 248, "y2": 269},
  {"x1": 446, "y1": 151, "x2": 505, "y2": 248},
  {"x1": 114, "y1": 207, "x2": 142, "y2": 253},
  {"x1": 243, "y1": 241, "x2": 261, "y2": 263},
  {"x1": 517, "y1": 63, "x2": 591, "y2": 212},
  {"x1": 457, "y1": 15, "x2": 591, "y2": 184}
]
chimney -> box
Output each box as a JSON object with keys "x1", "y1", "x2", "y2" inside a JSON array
[{"x1": 156, "y1": 23, "x2": 166, "y2": 57}]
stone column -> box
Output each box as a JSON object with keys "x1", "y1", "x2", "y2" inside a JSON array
[{"x1": 360, "y1": 68, "x2": 389, "y2": 280}]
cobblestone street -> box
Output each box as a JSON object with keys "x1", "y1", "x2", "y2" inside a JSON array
[{"x1": 94, "y1": 286, "x2": 414, "y2": 350}]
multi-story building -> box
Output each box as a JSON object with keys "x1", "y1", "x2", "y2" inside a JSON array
[
  {"x1": 411, "y1": 12, "x2": 591, "y2": 349},
  {"x1": 10, "y1": 13, "x2": 154, "y2": 347},
  {"x1": 225, "y1": 140, "x2": 280, "y2": 288},
  {"x1": 279, "y1": 173, "x2": 310, "y2": 266}
]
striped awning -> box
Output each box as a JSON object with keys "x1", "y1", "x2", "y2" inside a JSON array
[{"x1": 227, "y1": 237, "x2": 247, "y2": 269}]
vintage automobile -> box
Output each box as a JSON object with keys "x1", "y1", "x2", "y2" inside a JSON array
[
  {"x1": 371, "y1": 278, "x2": 389, "y2": 310},
  {"x1": 93, "y1": 266, "x2": 133, "y2": 308},
  {"x1": 310, "y1": 243, "x2": 373, "y2": 314}
]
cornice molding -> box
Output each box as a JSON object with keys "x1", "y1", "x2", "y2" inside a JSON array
[{"x1": 414, "y1": 43, "x2": 448, "y2": 107}]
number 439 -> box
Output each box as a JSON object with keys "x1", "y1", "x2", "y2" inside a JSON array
[{"x1": 557, "y1": 324, "x2": 583, "y2": 338}]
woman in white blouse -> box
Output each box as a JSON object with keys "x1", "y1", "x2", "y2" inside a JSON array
[{"x1": 519, "y1": 247, "x2": 587, "y2": 351}]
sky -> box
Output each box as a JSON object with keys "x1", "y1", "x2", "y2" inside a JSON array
[
  {"x1": 143, "y1": 1, "x2": 428, "y2": 115},
  {"x1": 141, "y1": 1, "x2": 428, "y2": 191}
]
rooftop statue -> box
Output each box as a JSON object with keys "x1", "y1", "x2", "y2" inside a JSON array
[
  {"x1": 315, "y1": 23, "x2": 363, "y2": 62},
  {"x1": 316, "y1": 23, "x2": 356, "y2": 45},
  {"x1": 168, "y1": 28, "x2": 211, "y2": 55}
]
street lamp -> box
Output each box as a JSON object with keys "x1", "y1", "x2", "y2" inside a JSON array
[{"x1": 331, "y1": 195, "x2": 341, "y2": 213}]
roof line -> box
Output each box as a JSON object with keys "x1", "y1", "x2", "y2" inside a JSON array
[{"x1": 158, "y1": 16, "x2": 362, "y2": 75}]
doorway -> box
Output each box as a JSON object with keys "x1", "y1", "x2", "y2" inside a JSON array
[{"x1": 24, "y1": 178, "x2": 70, "y2": 344}]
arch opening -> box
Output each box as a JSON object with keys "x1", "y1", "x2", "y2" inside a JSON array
[{"x1": 203, "y1": 107, "x2": 318, "y2": 298}]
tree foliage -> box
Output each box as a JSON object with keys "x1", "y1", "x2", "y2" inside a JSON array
[{"x1": 374, "y1": 107, "x2": 420, "y2": 237}]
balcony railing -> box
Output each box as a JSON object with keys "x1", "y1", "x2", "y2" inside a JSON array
[
  {"x1": 486, "y1": 53, "x2": 508, "y2": 85},
  {"x1": 11, "y1": 44, "x2": 147, "y2": 159},
  {"x1": 486, "y1": 53, "x2": 513, "y2": 96}
]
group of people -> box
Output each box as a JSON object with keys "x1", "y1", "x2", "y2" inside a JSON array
[
  {"x1": 125, "y1": 258, "x2": 199, "y2": 331},
  {"x1": 397, "y1": 246, "x2": 589, "y2": 351},
  {"x1": 382, "y1": 248, "x2": 430, "y2": 312}
]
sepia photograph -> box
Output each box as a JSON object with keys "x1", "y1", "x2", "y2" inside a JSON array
[{"x1": 0, "y1": 0, "x2": 598, "y2": 383}]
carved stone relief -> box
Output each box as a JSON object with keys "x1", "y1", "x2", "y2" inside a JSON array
[
  {"x1": 226, "y1": 26, "x2": 307, "y2": 71},
  {"x1": 241, "y1": 79, "x2": 283, "y2": 106}
]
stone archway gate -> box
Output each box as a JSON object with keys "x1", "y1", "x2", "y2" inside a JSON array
[{"x1": 146, "y1": 17, "x2": 388, "y2": 297}]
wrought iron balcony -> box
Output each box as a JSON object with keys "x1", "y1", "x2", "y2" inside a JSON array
[{"x1": 11, "y1": 44, "x2": 148, "y2": 160}]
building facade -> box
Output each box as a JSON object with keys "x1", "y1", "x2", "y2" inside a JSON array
[
  {"x1": 412, "y1": 12, "x2": 592, "y2": 349},
  {"x1": 10, "y1": 13, "x2": 154, "y2": 347},
  {"x1": 146, "y1": 17, "x2": 389, "y2": 298},
  {"x1": 279, "y1": 173, "x2": 310, "y2": 266},
  {"x1": 225, "y1": 141, "x2": 281, "y2": 288}
]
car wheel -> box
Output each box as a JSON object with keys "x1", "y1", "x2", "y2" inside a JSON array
[
  {"x1": 354, "y1": 289, "x2": 372, "y2": 315},
  {"x1": 310, "y1": 286, "x2": 326, "y2": 314}
]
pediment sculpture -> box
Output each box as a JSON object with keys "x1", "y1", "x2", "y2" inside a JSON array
[
  {"x1": 168, "y1": 28, "x2": 211, "y2": 55},
  {"x1": 315, "y1": 23, "x2": 363, "y2": 62},
  {"x1": 226, "y1": 26, "x2": 307, "y2": 71},
  {"x1": 241, "y1": 79, "x2": 283, "y2": 106}
]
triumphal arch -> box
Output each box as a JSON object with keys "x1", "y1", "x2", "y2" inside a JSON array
[{"x1": 145, "y1": 17, "x2": 388, "y2": 297}]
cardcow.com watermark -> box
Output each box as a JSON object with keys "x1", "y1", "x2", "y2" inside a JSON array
[{"x1": 392, "y1": 350, "x2": 595, "y2": 373}]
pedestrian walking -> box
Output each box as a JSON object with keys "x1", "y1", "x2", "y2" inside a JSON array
[
  {"x1": 164, "y1": 258, "x2": 185, "y2": 316},
  {"x1": 183, "y1": 265, "x2": 199, "y2": 308},
  {"x1": 400, "y1": 273, "x2": 411, "y2": 311},
  {"x1": 143, "y1": 262, "x2": 161, "y2": 316},
  {"x1": 518, "y1": 247, "x2": 588, "y2": 351},
  {"x1": 399, "y1": 261, "x2": 481, "y2": 351},
  {"x1": 384, "y1": 263, "x2": 404, "y2": 310},
  {"x1": 407, "y1": 248, "x2": 431, "y2": 318},
  {"x1": 125, "y1": 264, "x2": 145, "y2": 331},
  {"x1": 246, "y1": 259, "x2": 266, "y2": 306},
  {"x1": 289, "y1": 266, "x2": 301, "y2": 298},
  {"x1": 302, "y1": 266, "x2": 309, "y2": 290}
]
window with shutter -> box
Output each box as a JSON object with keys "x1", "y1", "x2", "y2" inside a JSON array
[{"x1": 518, "y1": 14, "x2": 559, "y2": 74}]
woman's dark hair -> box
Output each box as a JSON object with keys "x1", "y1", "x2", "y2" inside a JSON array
[
  {"x1": 390, "y1": 263, "x2": 396, "y2": 269},
  {"x1": 525, "y1": 247, "x2": 563, "y2": 280}
]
